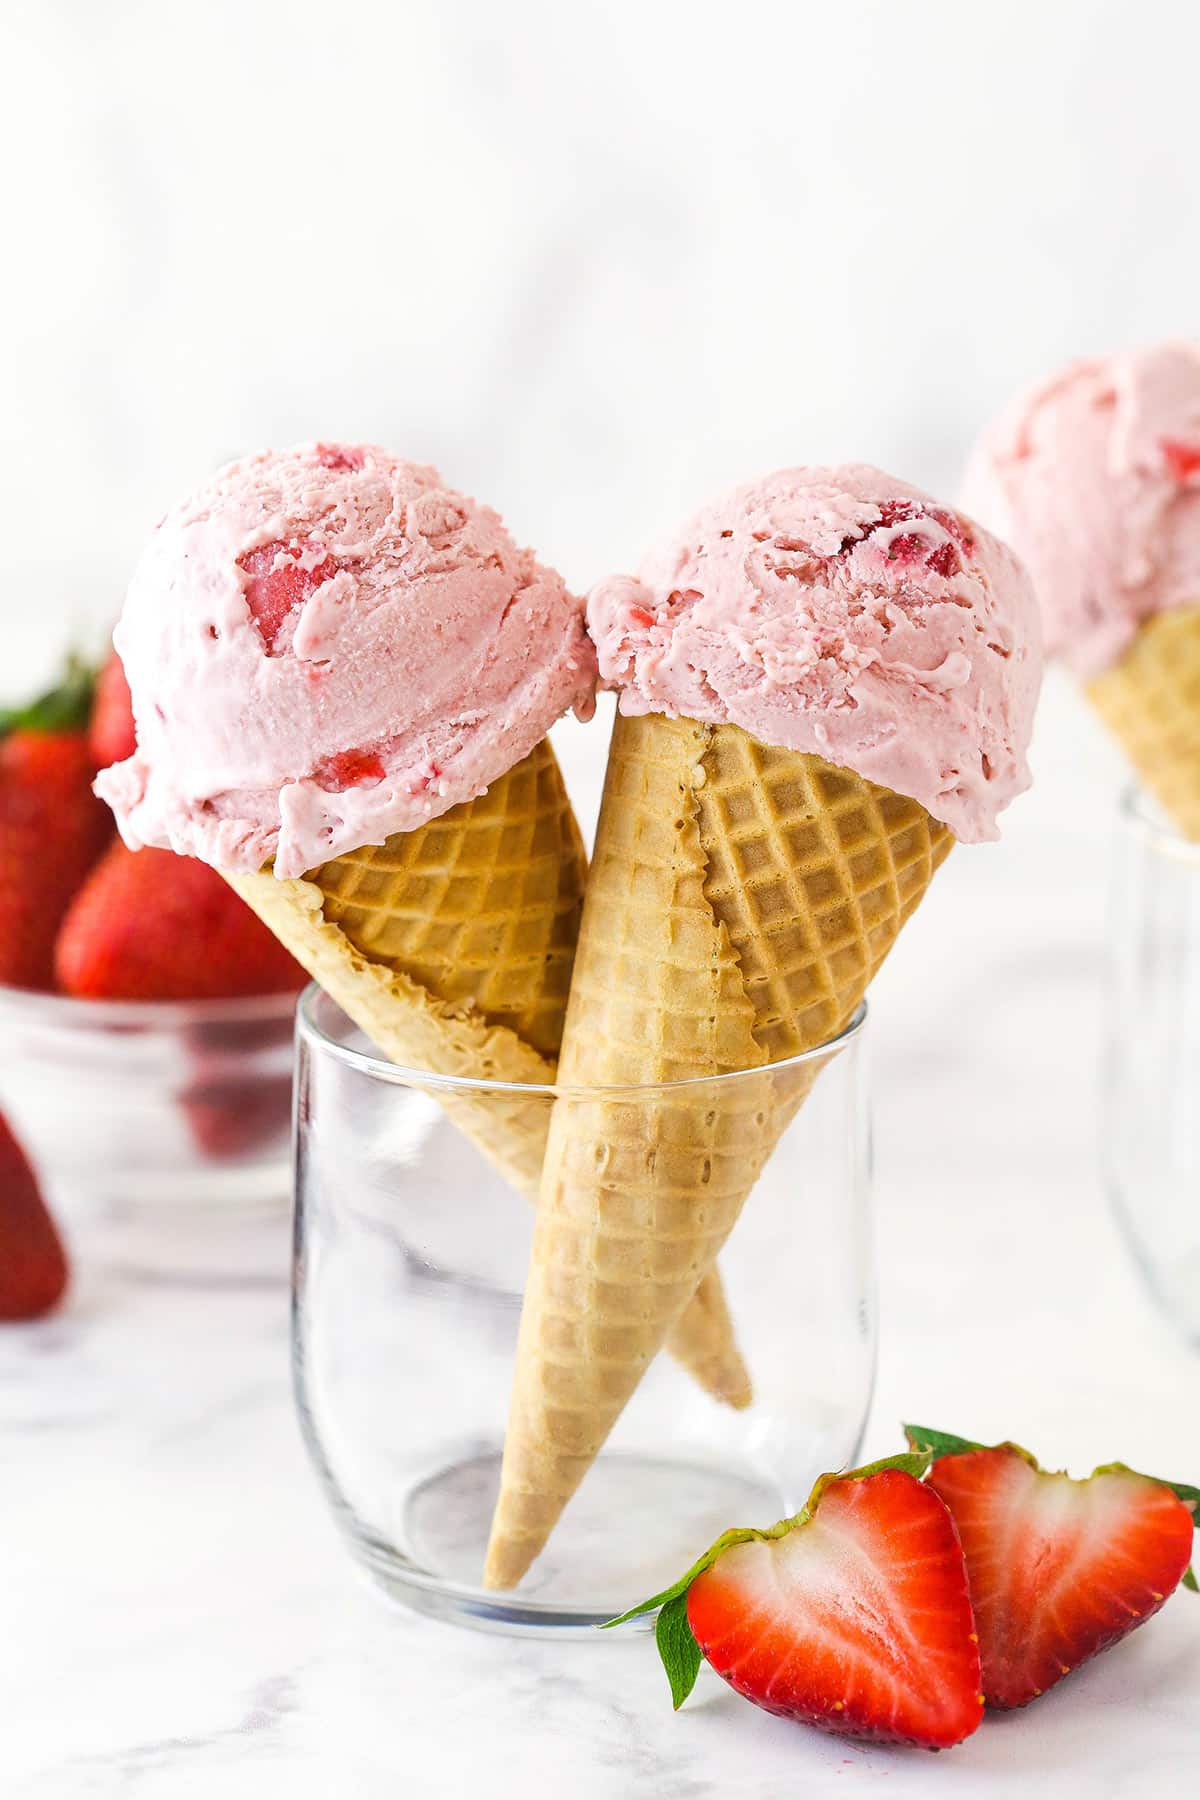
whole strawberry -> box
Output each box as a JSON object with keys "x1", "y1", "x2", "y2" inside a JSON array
[
  {"x1": 907, "y1": 1425, "x2": 1198, "y2": 1710},
  {"x1": 608, "y1": 1452, "x2": 984, "y2": 1751},
  {"x1": 89, "y1": 649, "x2": 137, "y2": 769},
  {"x1": 55, "y1": 841, "x2": 307, "y2": 1001},
  {"x1": 0, "y1": 1111, "x2": 69, "y2": 1320},
  {"x1": 180, "y1": 1011, "x2": 296, "y2": 1160},
  {"x1": 0, "y1": 660, "x2": 113, "y2": 990},
  {"x1": 182, "y1": 1073, "x2": 294, "y2": 1161}
]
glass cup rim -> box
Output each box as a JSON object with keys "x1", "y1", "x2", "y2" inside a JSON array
[
  {"x1": 1119, "y1": 784, "x2": 1200, "y2": 865},
  {"x1": 0, "y1": 981, "x2": 301, "y2": 1032},
  {"x1": 297, "y1": 982, "x2": 868, "y2": 1098}
]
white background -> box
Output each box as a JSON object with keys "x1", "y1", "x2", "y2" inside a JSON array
[
  {"x1": 3, "y1": 4, "x2": 1199, "y2": 1795},
  {"x1": 3, "y1": 0, "x2": 1198, "y2": 686}
]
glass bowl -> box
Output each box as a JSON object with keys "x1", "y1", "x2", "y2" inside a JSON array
[
  {"x1": 292, "y1": 984, "x2": 875, "y2": 1636},
  {"x1": 0, "y1": 985, "x2": 297, "y2": 1270}
]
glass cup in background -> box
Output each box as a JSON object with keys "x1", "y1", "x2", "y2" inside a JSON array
[
  {"x1": 0, "y1": 987, "x2": 296, "y2": 1279},
  {"x1": 292, "y1": 985, "x2": 874, "y2": 1635},
  {"x1": 1104, "y1": 788, "x2": 1200, "y2": 1344}
]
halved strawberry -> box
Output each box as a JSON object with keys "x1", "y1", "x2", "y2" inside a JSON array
[
  {"x1": 906, "y1": 1425, "x2": 1198, "y2": 1710},
  {"x1": 607, "y1": 1453, "x2": 983, "y2": 1751}
]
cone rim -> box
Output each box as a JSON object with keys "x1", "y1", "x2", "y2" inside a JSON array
[{"x1": 298, "y1": 982, "x2": 869, "y2": 1096}]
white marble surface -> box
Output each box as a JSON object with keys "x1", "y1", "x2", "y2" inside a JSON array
[
  {"x1": 5, "y1": 4, "x2": 1200, "y2": 1787},
  {"x1": 4, "y1": 681, "x2": 1200, "y2": 1798}
]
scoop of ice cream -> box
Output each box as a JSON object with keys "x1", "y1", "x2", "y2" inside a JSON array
[
  {"x1": 587, "y1": 464, "x2": 1041, "y2": 842},
  {"x1": 965, "y1": 344, "x2": 1200, "y2": 679},
  {"x1": 98, "y1": 444, "x2": 596, "y2": 878}
]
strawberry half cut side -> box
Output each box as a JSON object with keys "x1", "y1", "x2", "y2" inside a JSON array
[
  {"x1": 905, "y1": 1424, "x2": 1198, "y2": 1710},
  {"x1": 605, "y1": 1452, "x2": 984, "y2": 1751}
]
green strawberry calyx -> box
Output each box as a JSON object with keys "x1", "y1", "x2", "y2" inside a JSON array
[
  {"x1": 601, "y1": 1450, "x2": 933, "y2": 1710},
  {"x1": 0, "y1": 656, "x2": 96, "y2": 741},
  {"x1": 903, "y1": 1422, "x2": 1037, "y2": 1465},
  {"x1": 904, "y1": 1423, "x2": 1200, "y2": 1591}
]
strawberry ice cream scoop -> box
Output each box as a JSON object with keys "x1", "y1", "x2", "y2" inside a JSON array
[
  {"x1": 966, "y1": 344, "x2": 1200, "y2": 679},
  {"x1": 98, "y1": 445, "x2": 596, "y2": 879},
  {"x1": 586, "y1": 465, "x2": 1041, "y2": 842}
]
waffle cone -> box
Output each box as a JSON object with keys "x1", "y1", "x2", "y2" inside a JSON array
[
  {"x1": 483, "y1": 709, "x2": 953, "y2": 1589},
  {"x1": 225, "y1": 738, "x2": 748, "y2": 1396},
  {"x1": 1086, "y1": 606, "x2": 1200, "y2": 840}
]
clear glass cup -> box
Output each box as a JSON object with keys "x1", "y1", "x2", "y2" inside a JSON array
[
  {"x1": 0, "y1": 986, "x2": 296, "y2": 1277},
  {"x1": 293, "y1": 985, "x2": 874, "y2": 1635},
  {"x1": 1105, "y1": 788, "x2": 1200, "y2": 1344}
]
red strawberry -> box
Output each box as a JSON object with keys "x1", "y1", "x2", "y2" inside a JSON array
[
  {"x1": 176, "y1": 1005, "x2": 296, "y2": 1160},
  {"x1": 313, "y1": 747, "x2": 388, "y2": 790},
  {"x1": 55, "y1": 841, "x2": 307, "y2": 1001},
  {"x1": 0, "y1": 661, "x2": 113, "y2": 990},
  {"x1": 89, "y1": 649, "x2": 137, "y2": 768},
  {"x1": 238, "y1": 539, "x2": 337, "y2": 654},
  {"x1": 1162, "y1": 438, "x2": 1200, "y2": 482},
  {"x1": 182, "y1": 1074, "x2": 294, "y2": 1161},
  {"x1": 0, "y1": 1111, "x2": 69, "y2": 1320},
  {"x1": 182, "y1": 1008, "x2": 296, "y2": 1160},
  {"x1": 608, "y1": 1454, "x2": 984, "y2": 1751},
  {"x1": 908, "y1": 1426, "x2": 1198, "y2": 1710}
]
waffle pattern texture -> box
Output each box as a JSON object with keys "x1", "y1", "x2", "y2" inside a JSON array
[
  {"x1": 226, "y1": 737, "x2": 746, "y2": 1394},
  {"x1": 483, "y1": 709, "x2": 952, "y2": 1589},
  {"x1": 227, "y1": 740, "x2": 579, "y2": 1195},
  {"x1": 1087, "y1": 606, "x2": 1200, "y2": 841}
]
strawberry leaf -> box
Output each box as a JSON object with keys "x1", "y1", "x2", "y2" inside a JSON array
[
  {"x1": 1184, "y1": 1567, "x2": 1199, "y2": 1594},
  {"x1": 602, "y1": 1525, "x2": 764, "y2": 1630},
  {"x1": 904, "y1": 1424, "x2": 1041, "y2": 1470},
  {"x1": 0, "y1": 656, "x2": 95, "y2": 740},
  {"x1": 904, "y1": 1423, "x2": 987, "y2": 1460},
  {"x1": 655, "y1": 1592, "x2": 703, "y2": 1709}
]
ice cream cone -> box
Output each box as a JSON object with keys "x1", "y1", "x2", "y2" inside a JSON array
[
  {"x1": 226, "y1": 736, "x2": 750, "y2": 1399},
  {"x1": 226, "y1": 738, "x2": 578, "y2": 1192},
  {"x1": 965, "y1": 344, "x2": 1200, "y2": 839},
  {"x1": 1086, "y1": 606, "x2": 1200, "y2": 840},
  {"x1": 483, "y1": 709, "x2": 953, "y2": 1589}
]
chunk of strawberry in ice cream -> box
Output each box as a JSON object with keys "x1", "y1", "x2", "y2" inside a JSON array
[
  {"x1": 586, "y1": 464, "x2": 1041, "y2": 842},
  {"x1": 97, "y1": 444, "x2": 595, "y2": 877}
]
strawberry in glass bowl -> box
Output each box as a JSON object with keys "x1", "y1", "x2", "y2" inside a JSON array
[{"x1": 0, "y1": 654, "x2": 306, "y2": 1274}]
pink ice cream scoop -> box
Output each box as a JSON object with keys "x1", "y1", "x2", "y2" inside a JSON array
[
  {"x1": 98, "y1": 444, "x2": 596, "y2": 879},
  {"x1": 587, "y1": 464, "x2": 1041, "y2": 842},
  {"x1": 965, "y1": 343, "x2": 1200, "y2": 679}
]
